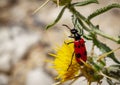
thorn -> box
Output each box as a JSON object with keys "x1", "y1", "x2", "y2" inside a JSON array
[
  {"x1": 100, "y1": 71, "x2": 117, "y2": 81},
  {"x1": 97, "y1": 47, "x2": 120, "y2": 62},
  {"x1": 33, "y1": 0, "x2": 50, "y2": 15},
  {"x1": 80, "y1": 59, "x2": 92, "y2": 69},
  {"x1": 57, "y1": 0, "x2": 60, "y2": 7}
]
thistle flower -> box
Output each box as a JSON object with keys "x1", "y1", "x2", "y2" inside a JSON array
[
  {"x1": 50, "y1": 38, "x2": 120, "y2": 85},
  {"x1": 50, "y1": 39, "x2": 81, "y2": 82}
]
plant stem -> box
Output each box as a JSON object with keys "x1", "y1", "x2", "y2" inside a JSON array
[{"x1": 67, "y1": 5, "x2": 120, "y2": 43}]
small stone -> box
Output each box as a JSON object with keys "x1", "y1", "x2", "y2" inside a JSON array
[
  {"x1": 26, "y1": 68, "x2": 53, "y2": 85},
  {"x1": 0, "y1": 74, "x2": 9, "y2": 85}
]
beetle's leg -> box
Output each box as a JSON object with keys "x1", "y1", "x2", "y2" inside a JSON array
[
  {"x1": 67, "y1": 51, "x2": 75, "y2": 71},
  {"x1": 68, "y1": 36, "x2": 74, "y2": 38},
  {"x1": 64, "y1": 41, "x2": 74, "y2": 45}
]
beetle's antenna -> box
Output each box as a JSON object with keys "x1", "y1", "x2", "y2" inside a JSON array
[
  {"x1": 33, "y1": 0, "x2": 50, "y2": 14},
  {"x1": 62, "y1": 24, "x2": 71, "y2": 30}
]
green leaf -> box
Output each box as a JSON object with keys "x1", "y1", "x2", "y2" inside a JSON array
[
  {"x1": 45, "y1": 6, "x2": 66, "y2": 29},
  {"x1": 88, "y1": 3, "x2": 120, "y2": 20},
  {"x1": 93, "y1": 28, "x2": 120, "y2": 43},
  {"x1": 118, "y1": 38, "x2": 120, "y2": 44},
  {"x1": 93, "y1": 38, "x2": 120, "y2": 64},
  {"x1": 72, "y1": 15, "x2": 84, "y2": 34},
  {"x1": 72, "y1": 0, "x2": 99, "y2": 6},
  {"x1": 83, "y1": 34, "x2": 93, "y2": 40},
  {"x1": 72, "y1": 15, "x2": 78, "y2": 28}
]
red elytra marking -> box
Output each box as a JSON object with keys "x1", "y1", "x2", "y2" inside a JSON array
[
  {"x1": 74, "y1": 38, "x2": 87, "y2": 64},
  {"x1": 62, "y1": 24, "x2": 87, "y2": 70}
]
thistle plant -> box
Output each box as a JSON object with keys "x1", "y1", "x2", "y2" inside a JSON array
[{"x1": 35, "y1": 0, "x2": 120, "y2": 85}]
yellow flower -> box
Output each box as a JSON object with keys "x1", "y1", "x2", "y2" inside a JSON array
[{"x1": 50, "y1": 39, "x2": 80, "y2": 82}]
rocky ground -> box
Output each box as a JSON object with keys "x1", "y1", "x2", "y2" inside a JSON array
[{"x1": 0, "y1": 0, "x2": 120, "y2": 85}]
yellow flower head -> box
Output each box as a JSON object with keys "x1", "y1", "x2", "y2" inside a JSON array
[
  {"x1": 50, "y1": 40, "x2": 120, "y2": 84},
  {"x1": 50, "y1": 40, "x2": 80, "y2": 82}
]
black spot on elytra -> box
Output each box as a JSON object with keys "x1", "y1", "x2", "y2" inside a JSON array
[
  {"x1": 74, "y1": 44, "x2": 77, "y2": 48},
  {"x1": 78, "y1": 45, "x2": 80, "y2": 48},
  {"x1": 81, "y1": 44, "x2": 84, "y2": 47},
  {"x1": 76, "y1": 53, "x2": 81, "y2": 58},
  {"x1": 84, "y1": 51, "x2": 87, "y2": 55}
]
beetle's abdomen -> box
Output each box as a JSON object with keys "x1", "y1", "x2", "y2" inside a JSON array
[{"x1": 74, "y1": 38, "x2": 87, "y2": 64}]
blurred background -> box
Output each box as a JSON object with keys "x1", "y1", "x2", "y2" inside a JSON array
[{"x1": 0, "y1": 0, "x2": 120, "y2": 85}]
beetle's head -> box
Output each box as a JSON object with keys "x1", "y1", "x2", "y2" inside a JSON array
[
  {"x1": 63, "y1": 24, "x2": 81, "y2": 40},
  {"x1": 70, "y1": 29, "x2": 78, "y2": 34}
]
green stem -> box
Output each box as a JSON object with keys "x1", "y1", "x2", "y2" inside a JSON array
[
  {"x1": 94, "y1": 29, "x2": 120, "y2": 43},
  {"x1": 68, "y1": 5, "x2": 91, "y2": 31},
  {"x1": 67, "y1": 5, "x2": 120, "y2": 43}
]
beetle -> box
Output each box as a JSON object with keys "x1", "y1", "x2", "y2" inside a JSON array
[{"x1": 63, "y1": 24, "x2": 87, "y2": 70}]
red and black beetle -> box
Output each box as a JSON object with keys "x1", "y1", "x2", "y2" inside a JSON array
[{"x1": 63, "y1": 24, "x2": 87, "y2": 70}]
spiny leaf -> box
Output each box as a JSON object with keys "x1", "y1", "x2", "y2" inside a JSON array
[
  {"x1": 93, "y1": 38, "x2": 120, "y2": 64},
  {"x1": 93, "y1": 28, "x2": 120, "y2": 43},
  {"x1": 72, "y1": 15, "x2": 78, "y2": 28},
  {"x1": 118, "y1": 38, "x2": 120, "y2": 44},
  {"x1": 83, "y1": 34, "x2": 93, "y2": 40},
  {"x1": 97, "y1": 47, "x2": 120, "y2": 62},
  {"x1": 72, "y1": 15, "x2": 84, "y2": 34},
  {"x1": 88, "y1": 3, "x2": 120, "y2": 20},
  {"x1": 46, "y1": 6, "x2": 66, "y2": 29},
  {"x1": 72, "y1": 0, "x2": 99, "y2": 6}
]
